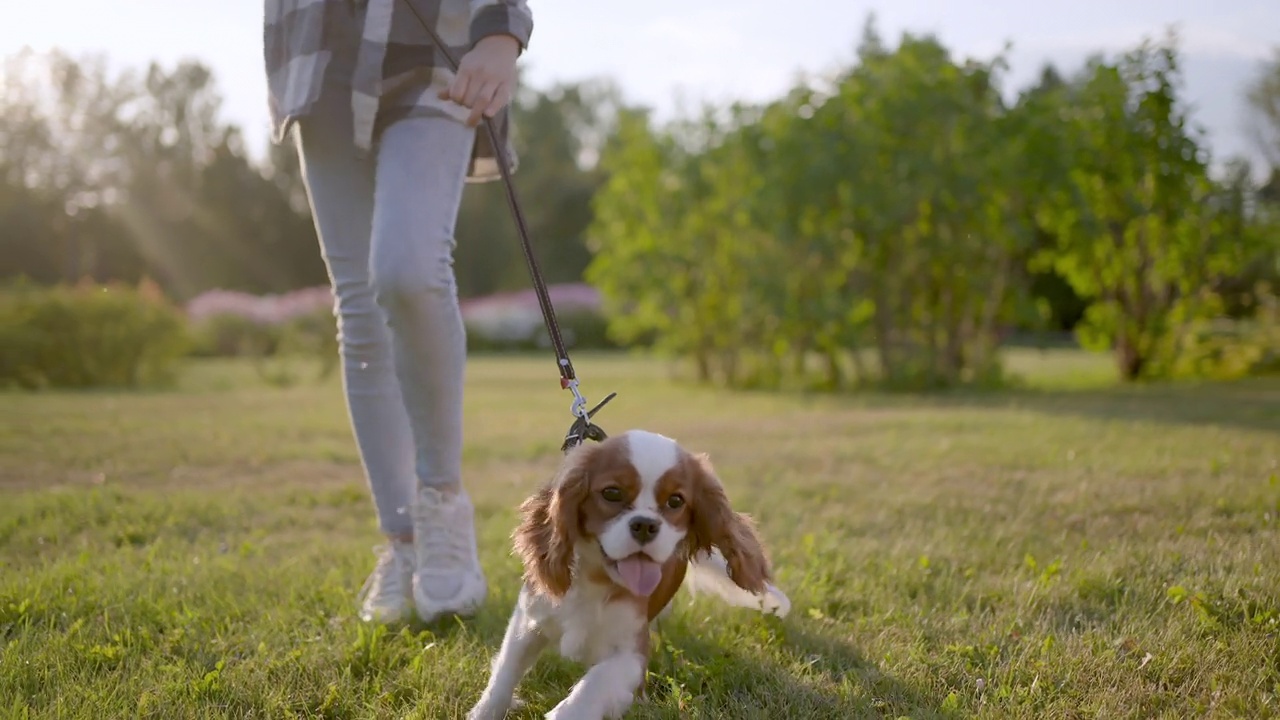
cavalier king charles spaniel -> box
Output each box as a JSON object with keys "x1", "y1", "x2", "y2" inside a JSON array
[{"x1": 467, "y1": 430, "x2": 790, "y2": 720}]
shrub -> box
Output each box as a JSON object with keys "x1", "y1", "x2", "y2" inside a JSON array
[
  {"x1": 464, "y1": 307, "x2": 618, "y2": 353},
  {"x1": 185, "y1": 287, "x2": 338, "y2": 386},
  {"x1": 188, "y1": 311, "x2": 281, "y2": 358},
  {"x1": 461, "y1": 283, "x2": 616, "y2": 353},
  {"x1": 1170, "y1": 288, "x2": 1280, "y2": 380},
  {"x1": 249, "y1": 310, "x2": 340, "y2": 386},
  {"x1": 0, "y1": 279, "x2": 189, "y2": 389},
  {"x1": 184, "y1": 284, "x2": 614, "y2": 370}
]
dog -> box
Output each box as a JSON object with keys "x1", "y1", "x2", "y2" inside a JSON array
[{"x1": 467, "y1": 429, "x2": 790, "y2": 720}]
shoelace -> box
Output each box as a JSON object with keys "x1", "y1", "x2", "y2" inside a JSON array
[
  {"x1": 414, "y1": 509, "x2": 473, "y2": 572},
  {"x1": 356, "y1": 543, "x2": 410, "y2": 607}
]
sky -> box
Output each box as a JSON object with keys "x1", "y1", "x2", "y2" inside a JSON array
[{"x1": 4, "y1": 0, "x2": 1277, "y2": 170}]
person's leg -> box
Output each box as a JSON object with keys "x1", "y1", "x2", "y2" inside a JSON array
[
  {"x1": 292, "y1": 3, "x2": 418, "y2": 624},
  {"x1": 368, "y1": 113, "x2": 485, "y2": 622}
]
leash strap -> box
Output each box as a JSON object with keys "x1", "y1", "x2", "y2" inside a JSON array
[{"x1": 396, "y1": 0, "x2": 611, "y2": 452}]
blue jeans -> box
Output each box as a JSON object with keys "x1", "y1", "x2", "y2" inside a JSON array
[{"x1": 294, "y1": 4, "x2": 474, "y2": 536}]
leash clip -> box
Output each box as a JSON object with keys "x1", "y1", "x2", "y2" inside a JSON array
[
  {"x1": 563, "y1": 378, "x2": 589, "y2": 421},
  {"x1": 561, "y1": 389, "x2": 617, "y2": 453}
]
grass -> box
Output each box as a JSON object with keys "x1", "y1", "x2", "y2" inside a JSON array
[{"x1": 2, "y1": 349, "x2": 1279, "y2": 719}]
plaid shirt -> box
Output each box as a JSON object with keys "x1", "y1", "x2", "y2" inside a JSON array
[{"x1": 264, "y1": 0, "x2": 533, "y2": 182}]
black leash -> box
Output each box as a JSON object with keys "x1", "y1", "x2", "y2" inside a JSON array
[{"x1": 396, "y1": 0, "x2": 613, "y2": 453}]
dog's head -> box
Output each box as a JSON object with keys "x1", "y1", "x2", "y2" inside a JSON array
[{"x1": 513, "y1": 430, "x2": 770, "y2": 600}]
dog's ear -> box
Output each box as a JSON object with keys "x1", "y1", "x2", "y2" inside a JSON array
[
  {"x1": 513, "y1": 444, "x2": 593, "y2": 598},
  {"x1": 687, "y1": 453, "x2": 770, "y2": 594}
]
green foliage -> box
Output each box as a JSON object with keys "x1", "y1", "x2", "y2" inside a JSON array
[
  {"x1": 453, "y1": 77, "x2": 624, "y2": 298},
  {"x1": 589, "y1": 24, "x2": 1041, "y2": 390},
  {"x1": 1212, "y1": 158, "x2": 1280, "y2": 319},
  {"x1": 0, "y1": 53, "x2": 627, "y2": 305},
  {"x1": 0, "y1": 279, "x2": 188, "y2": 389},
  {"x1": 463, "y1": 308, "x2": 618, "y2": 353},
  {"x1": 1244, "y1": 48, "x2": 1280, "y2": 169},
  {"x1": 1168, "y1": 290, "x2": 1280, "y2": 379},
  {"x1": 188, "y1": 312, "x2": 280, "y2": 359},
  {"x1": 1033, "y1": 35, "x2": 1258, "y2": 381},
  {"x1": 816, "y1": 29, "x2": 1039, "y2": 390},
  {"x1": 587, "y1": 107, "x2": 745, "y2": 380},
  {"x1": 4, "y1": 38, "x2": 1274, "y2": 394},
  {"x1": 589, "y1": 25, "x2": 1274, "y2": 390},
  {"x1": 188, "y1": 310, "x2": 338, "y2": 388},
  {"x1": 0, "y1": 50, "x2": 326, "y2": 301}
]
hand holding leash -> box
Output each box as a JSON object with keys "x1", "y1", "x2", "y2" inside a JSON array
[{"x1": 438, "y1": 34, "x2": 521, "y2": 127}]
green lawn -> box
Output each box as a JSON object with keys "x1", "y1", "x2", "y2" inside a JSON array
[{"x1": 2, "y1": 351, "x2": 1279, "y2": 719}]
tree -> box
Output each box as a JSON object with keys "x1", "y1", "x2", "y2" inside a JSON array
[
  {"x1": 1245, "y1": 48, "x2": 1280, "y2": 173},
  {"x1": 1034, "y1": 35, "x2": 1253, "y2": 380},
  {"x1": 0, "y1": 50, "x2": 142, "y2": 285},
  {"x1": 0, "y1": 51, "x2": 324, "y2": 300},
  {"x1": 588, "y1": 20, "x2": 1039, "y2": 390},
  {"x1": 455, "y1": 78, "x2": 624, "y2": 298},
  {"x1": 1238, "y1": 50, "x2": 1280, "y2": 313},
  {"x1": 585, "y1": 108, "x2": 714, "y2": 373},
  {"x1": 1, "y1": 51, "x2": 635, "y2": 303},
  {"x1": 813, "y1": 29, "x2": 1033, "y2": 388},
  {"x1": 1015, "y1": 64, "x2": 1089, "y2": 333}
]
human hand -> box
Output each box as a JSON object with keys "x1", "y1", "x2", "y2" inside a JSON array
[{"x1": 439, "y1": 34, "x2": 521, "y2": 127}]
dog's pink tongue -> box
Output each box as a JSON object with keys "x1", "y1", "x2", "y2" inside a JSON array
[{"x1": 615, "y1": 556, "x2": 663, "y2": 597}]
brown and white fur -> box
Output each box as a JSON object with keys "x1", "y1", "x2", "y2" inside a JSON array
[{"x1": 467, "y1": 430, "x2": 789, "y2": 720}]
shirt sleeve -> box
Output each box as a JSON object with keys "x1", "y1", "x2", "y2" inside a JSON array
[{"x1": 468, "y1": 0, "x2": 533, "y2": 50}]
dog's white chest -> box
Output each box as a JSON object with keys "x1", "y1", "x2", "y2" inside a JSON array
[
  {"x1": 528, "y1": 586, "x2": 646, "y2": 666},
  {"x1": 559, "y1": 600, "x2": 642, "y2": 664}
]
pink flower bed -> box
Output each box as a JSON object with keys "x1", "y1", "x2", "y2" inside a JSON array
[
  {"x1": 186, "y1": 283, "x2": 601, "y2": 332},
  {"x1": 459, "y1": 284, "x2": 602, "y2": 342},
  {"x1": 186, "y1": 287, "x2": 335, "y2": 326}
]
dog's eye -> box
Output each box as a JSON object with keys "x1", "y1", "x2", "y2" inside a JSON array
[
  {"x1": 601, "y1": 487, "x2": 624, "y2": 502},
  {"x1": 666, "y1": 494, "x2": 685, "y2": 509}
]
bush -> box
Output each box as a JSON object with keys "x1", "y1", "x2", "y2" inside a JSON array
[
  {"x1": 250, "y1": 310, "x2": 340, "y2": 386},
  {"x1": 0, "y1": 279, "x2": 189, "y2": 389},
  {"x1": 187, "y1": 310, "x2": 339, "y2": 386},
  {"x1": 185, "y1": 287, "x2": 338, "y2": 386},
  {"x1": 1170, "y1": 288, "x2": 1280, "y2": 380},
  {"x1": 188, "y1": 311, "x2": 281, "y2": 358},
  {"x1": 464, "y1": 307, "x2": 618, "y2": 353}
]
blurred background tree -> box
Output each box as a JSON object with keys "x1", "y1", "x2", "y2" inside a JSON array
[
  {"x1": 0, "y1": 53, "x2": 617, "y2": 301},
  {"x1": 2, "y1": 22, "x2": 1276, "y2": 390}
]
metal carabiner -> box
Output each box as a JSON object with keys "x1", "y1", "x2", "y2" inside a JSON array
[{"x1": 560, "y1": 388, "x2": 617, "y2": 453}]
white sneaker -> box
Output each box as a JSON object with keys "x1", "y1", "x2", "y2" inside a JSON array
[
  {"x1": 357, "y1": 540, "x2": 415, "y2": 624},
  {"x1": 411, "y1": 486, "x2": 487, "y2": 623}
]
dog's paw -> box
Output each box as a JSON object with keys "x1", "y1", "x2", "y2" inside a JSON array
[
  {"x1": 759, "y1": 582, "x2": 791, "y2": 618},
  {"x1": 544, "y1": 700, "x2": 595, "y2": 720},
  {"x1": 466, "y1": 695, "x2": 511, "y2": 720}
]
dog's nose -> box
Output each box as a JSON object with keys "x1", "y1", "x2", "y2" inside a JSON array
[{"x1": 629, "y1": 517, "x2": 660, "y2": 544}]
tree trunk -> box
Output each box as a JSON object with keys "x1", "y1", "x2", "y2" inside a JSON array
[
  {"x1": 974, "y1": 252, "x2": 1012, "y2": 376},
  {"x1": 872, "y1": 281, "x2": 896, "y2": 383},
  {"x1": 1117, "y1": 335, "x2": 1145, "y2": 380},
  {"x1": 694, "y1": 349, "x2": 710, "y2": 383},
  {"x1": 849, "y1": 344, "x2": 869, "y2": 386},
  {"x1": 823, "y1": 350, "x2": 842, "y2": 390}
]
